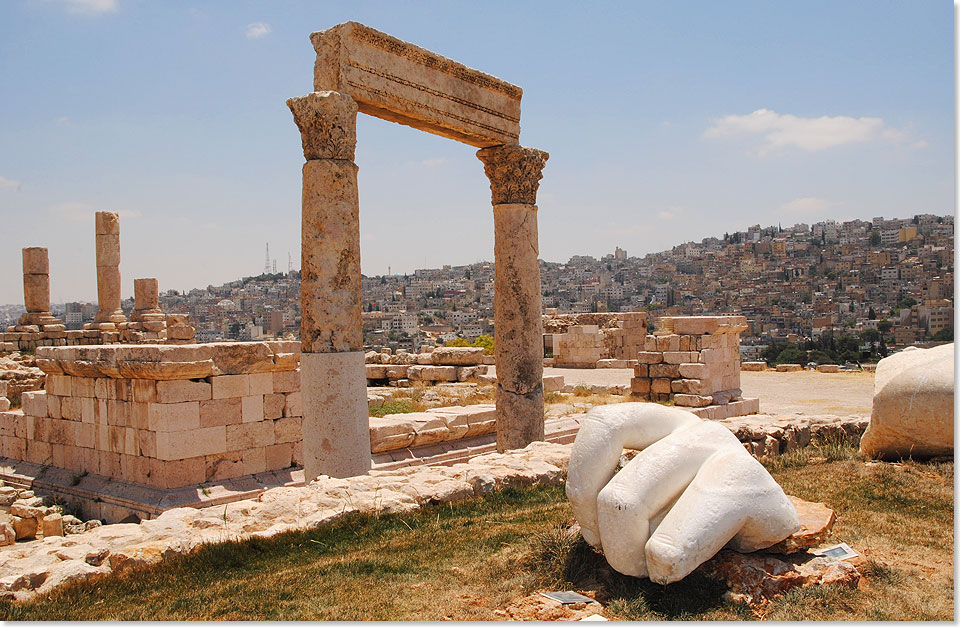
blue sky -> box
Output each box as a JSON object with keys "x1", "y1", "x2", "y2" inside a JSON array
[{"x1": 0, "y1": 0, "x2": 953, "y2": 304}]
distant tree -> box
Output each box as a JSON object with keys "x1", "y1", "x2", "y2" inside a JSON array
[
  {"x1": 869, "y1": 231, "x2": 881, "y2": 246},
  {"x1": 775, "y1": 345, "x2": 806, "y2": 365},
  {"x1": 470, "y1": 334, "x2": 495, "y2": 355},
  {"x1": 897, "y1": 297, "x2": 918, "y2": 310},
  {"x1": 877, "y1": 319, "x2": 893, "y2": 334},
  {"x1": 933, "y1": 326, "x2": 954, "y2": 341},
  {"x1": 868, "y1": 307, "x2": 877, "y2": 320}
]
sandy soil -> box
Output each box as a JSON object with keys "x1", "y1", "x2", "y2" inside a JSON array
[{"x1": 491, "y1": 367, "x2": 876, "y2": 418}]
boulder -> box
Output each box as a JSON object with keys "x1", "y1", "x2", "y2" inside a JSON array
[{"x1": 860, "y1": 344, "x2": 954, "y2": 459}]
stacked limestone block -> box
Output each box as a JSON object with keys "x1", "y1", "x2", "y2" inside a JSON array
[
  {"x1": 369, "y1": 404, "x2": 497, "y2": 454},
  {"x1": 599, "y1": 312, "x2": 648, "y2": 362},
  {"x1": 0, "y1": 342, "x2": 302, "y2": 490},
  {"x1": 543, "y1": 312, "x2": 648, "y2": 366},
  {"x1": 164, "y1": 314, "x2": 196, "y2": 344},
  {"x1": 552, "y1": 325, "x2": 604, "y2": 368},
  {"x1": 365, "y1": 346, "x2": 488, "y2": 385},
  {"x1": 631, "y1": 316, "x2": 749, "y2": 408}
]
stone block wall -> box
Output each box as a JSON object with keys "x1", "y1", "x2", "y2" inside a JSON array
[
  {"x1": 548, "y1": 312, "x2": 648, "y2": 368},
  {"x1": 0, "y1": 342, "x2": 302, "y2": 490},
  {"x1": 552, "y1": 325, "x2": 604, "y2": 368},
  {"x1": 365, "y1": 346, "x2": 488, "y2": 385},
  {"x1": 630, "y1": 316, "x2": 748, "y2": 407}
]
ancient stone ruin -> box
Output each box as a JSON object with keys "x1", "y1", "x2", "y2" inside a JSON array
[
  {"x1": 288, "y1": 22, "x2": 549, "y2": 481},
  {"x1": 629, "y1": 316, "x2": 759, "y2": 420},
  {"x1": 1, "y1": 211, "x2": 196, "y2": 353},
  {"x1": 544, "y1": 312, "x2": 649, "y2": 368}
]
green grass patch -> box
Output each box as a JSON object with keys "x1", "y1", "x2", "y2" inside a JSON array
[{"x1": 2, "y1": 443, "x2": 953, "y2": 621}]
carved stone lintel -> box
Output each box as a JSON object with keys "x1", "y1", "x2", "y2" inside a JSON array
[
  {"x1": 287, "y1": 91, "x2": 359, "y2": 162},
  {"x1": 477, "y1": 145, "x2": 549, "y2": 206}
]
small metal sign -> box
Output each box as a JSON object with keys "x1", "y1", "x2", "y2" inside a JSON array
[
  {"x1": 540, "y1": 590, "x2": 595, "y2": 605},
  {"x1": 812, "y1": 542, "x2": 859, "y2": 561}
]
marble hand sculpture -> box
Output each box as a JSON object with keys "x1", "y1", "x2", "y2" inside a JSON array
[{"x1": 566, "y1": 403, "x2": 800, "y2": 584}]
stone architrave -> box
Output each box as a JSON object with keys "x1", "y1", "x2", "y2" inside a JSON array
[
  {"x1": 88, "y1": 212, "x2": 126, "y2": 328},
  {"x1": 288, "y1": 90, "x2": 371, "y2": 480},
  {"x1": 310, "y1": 22, "x2": 521, "y2": 148},
  {"x1": 16, "y1": 248, "x2": 62, "y2": 329},
  {"x1": 478, "y1": 144, "x2": 549, "y2": 451}
]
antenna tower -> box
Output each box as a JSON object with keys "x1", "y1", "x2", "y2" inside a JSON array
[
  {"x1": 264, "y1": 243, "x2": 271, "y2": 274},
  {"x1": 288, "y1": 252, "x2": 292, "y2": 273}
]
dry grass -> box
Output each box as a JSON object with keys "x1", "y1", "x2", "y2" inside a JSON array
[{"x1": 1, "y1": 442, "x2": 952, "y2": 621}]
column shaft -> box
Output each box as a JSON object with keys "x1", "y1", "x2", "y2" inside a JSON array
[
  {"x1": 477, "y1": 144, "x2": 549, "y2": 452},
  {"x1": 288, "y1": 90, "x2": 370, "y2": 480},
  {"x1": 493, "y1": 203, "x2": 545, "y2": 449},
  {"x1": 91, "y1": 211, "x2": 126, "y2": 326}
]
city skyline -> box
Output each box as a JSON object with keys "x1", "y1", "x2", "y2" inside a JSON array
[{"x1": 0, "y1": 1, "x2": 953, "y2": 304}]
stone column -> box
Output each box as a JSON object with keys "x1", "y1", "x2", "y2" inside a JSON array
[
  {"x1": 89, "y1": 211, "x2": 126, "y2": 328},
  {"x1": 287, "y1": 90, "x2": 370, "y2": 480},
  {"x1": 16, "y1": 247, "x2": 62, "y2": 329},
  {"x1": 477, "y1": 144, "x2": 549, "y2": 451},
  {"x1": 133, "y1": 278, "x2": 161, "y2": 316}
]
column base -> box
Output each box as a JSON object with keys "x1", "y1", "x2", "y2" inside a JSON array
[
  {"x1": 496, "y1": 384, "x2": 545, "y2": 452},
  {"x1": 301, "y1": 351, "x2": 371, "y2": 481},
  {"x1": 17, "y1": 312, "x2": 62, "y2": 328}
]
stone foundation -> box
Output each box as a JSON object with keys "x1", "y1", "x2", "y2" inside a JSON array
[{"x1": 0, "y1": 342, "x2": 303, "y2": 494}]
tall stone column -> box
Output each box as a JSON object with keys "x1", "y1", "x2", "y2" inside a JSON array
[
  {"x1": 287, "y1": 90, "x2": 370, "y2": 480},
  {"x1": 89, "y1": 211, "x2": 127, "y2": 328},
  {"x1": 477, "y1": 145, "x2": 549, "y2": 452},
  {"x1": 16, "y1": 247, "x2": 62, "y2": 329}
]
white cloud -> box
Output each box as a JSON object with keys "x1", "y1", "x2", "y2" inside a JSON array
[
  {"x1": 704, "y1": 108, "x2": 916, "y2": 154},
  {"x1": 0, "y1": 176, "x2": 21, "y2": 192},
  {"x1": 57, "y1": 0, "x2": 118, "y2": 14},
  {"x1": 245, "y1": 22, "x2": 271, "y2": 39},
  {"x1": 780, "y1": 197, "x2": 836, "y2": 213}
]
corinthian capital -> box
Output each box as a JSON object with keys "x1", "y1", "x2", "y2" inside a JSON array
[
  {"x1": 287, "y1": 91, "x2": 358, "y2": 161},
  {"x1": 476, "y1": 145, "x2": 549, "y2": 206}
]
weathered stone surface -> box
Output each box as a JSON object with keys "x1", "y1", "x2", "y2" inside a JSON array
[
  {"x1": 301, "y1": 351, "x2": 371, "y2": 480},
  {"x1": 311, "y1": 22, "x2": 521, "y2": 148},
  {"x1": 41, "y1": 513, "x2": 64, "y2": 538},
  {"x1": 490, "y1": 199, "x2": 546, "y2": 451},
  {"x1": 496, "y1": 385, "x2": 544, "y2": 452},
  {"x1": 91, "y1": 212, "x2": 126, "y2": 326},
  {"x1": 699, "y1": 550, "x2": 859, "y2": 608},
  {"x1": 407, "y1": 365, "x2": 458, "y2": 382},
  {"x1": 477, "y1": 146, "x2": 549, "y2": 206},
  {"x1": 299, "y1": 158, "x2": 363, "y2": 353},
  {"x1": 860, "y1": 343, "x2": 954, "y2": 459},
  {"x1": 287, "y1": 91, "x2": 358, "y2": 161},
  {"x1": 12, "y1": 516, "x2": 38, "y2": 540},
  {"x1": 429, "y1": 347, "x2": 484, "y2": 366},
  {"x1": 766, "y1": 496, "x2": 836, "y2": 554},
  {"x1": 133, "y1": 278, "x2": 161, "y2": 313}
]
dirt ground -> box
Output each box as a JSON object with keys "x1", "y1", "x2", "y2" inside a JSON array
[{"x1": 493, "y1": 367, "x2": 876, "y2": 418}]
